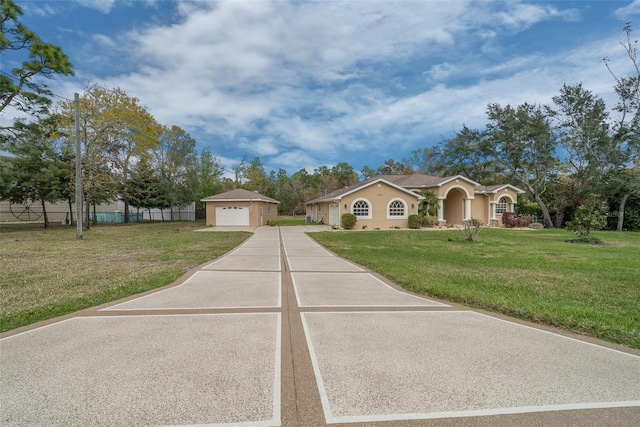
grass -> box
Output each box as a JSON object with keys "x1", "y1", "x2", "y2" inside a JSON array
[
  {"x1": 275, "y1": 215, "x2": 306, "y2": 226},
  {"x1": 0, "y1": 221, "x2": 250, "y2": 332},
  {"x1": 309, "y1": 228, "x2": 640, "y2": 349},
  {"x1": 275, "y1": 215, "x2": 324, "y2": 226}
]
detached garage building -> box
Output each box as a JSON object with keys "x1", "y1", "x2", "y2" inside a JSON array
[{"x1": 201, "y1": 189, "x2": 280, "y2": 227}]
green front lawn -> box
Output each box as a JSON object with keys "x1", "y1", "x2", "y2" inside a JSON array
[
  {"x1": 309, "y1": 228, "x2": 640, "y2": 349},
  {"x1": 275, "y1": 215, "x2": 307, "y2": 226},
  {"x1": 0, "y1": 221, "x2": 250, "y2": 332}
]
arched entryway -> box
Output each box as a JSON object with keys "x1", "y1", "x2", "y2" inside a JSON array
[{"x1": 443, "y1": 188, "x2": 466, "y2": 225}]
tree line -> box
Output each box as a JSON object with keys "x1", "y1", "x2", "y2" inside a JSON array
[{"x1": 1, "y1": 1, "x2": 638, "y2": 230}]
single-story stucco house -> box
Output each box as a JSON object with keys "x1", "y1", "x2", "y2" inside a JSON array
[
  {"x1": 305, "y1": 174, "x2": 524, "y2": 229},
  {"x1": 201, "y1": 189, "x2": 280, "y2": 227}
]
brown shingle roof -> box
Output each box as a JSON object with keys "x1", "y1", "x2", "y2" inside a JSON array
[
  {"x1": 305, "y1": 177, "x2": 378, "y2": 204},
  {"x1": 379, "y1": 173, "x2": 450, "y2": 187},
  {"x1": 475, "y1": 184, "x2": 525, "y2": 194},
  {"x1": 201, "y1": 189, "x2": 280, "y2": 204},
  {"x1": 305, "y1": 173, "x2": 523, "y2": 204},
  {"x1": 306, "y1": 176, "x2": 425, "y2": 204}
]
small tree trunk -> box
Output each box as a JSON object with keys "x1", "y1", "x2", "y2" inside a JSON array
[
  {"x1": 617, "y1": 183, "x2": 640, "y2": 231},
  {"x1": 617, "y1": 193, "x2": 629, "y2": 231},
  {"x1": 67, "y1": 199, "x2": 73, "y2": 225},
  {"x1": 123, "y1": 198, "x2": 130, "y2": 224},
  {"x1": 529, "y1": 189, "x2": 554, "y2": 228},
  {"x1": 85, "y1": 195, "x2": 91, "y2": 230},
  {"x1": 41, "y1": 199, "x2": 49, "y2": 229},
  {"x1": 92, "y1": 203, "x2": 98, "y2": 226},
  {"x1": 554, "y1": 210, "x2": 565, "y2": 229}
]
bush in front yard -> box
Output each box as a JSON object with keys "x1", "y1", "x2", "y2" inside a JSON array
[
  {"x1": 422, "y1": 215, "x2": 437, "y2": 227},
  {"x1": 502, "y1": 212, "x2": 518, "y2": 228},
  {"x1": 517, "y1": 215, "x2": 532, "y2": 227},
  {"x1": 459, "y1": 218, "x2": 483, "y2": 242},
  {"x1": 408, "y1": 214, "x2": 423, "y2": 229},
  {"x1": 341, "y1": 213, "x2": 357, "y2": 230},
  {"x1": 566, "y1": 194, "x2": 608, "y2": 243}
]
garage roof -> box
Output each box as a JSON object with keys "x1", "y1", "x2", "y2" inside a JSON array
[{"x1": 201, "y1": 189, "x2": 280, "y2": 204}]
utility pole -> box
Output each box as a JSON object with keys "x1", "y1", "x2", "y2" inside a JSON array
[{"x1": 75, "y1": 93, "x2": 83, "y2": 240}]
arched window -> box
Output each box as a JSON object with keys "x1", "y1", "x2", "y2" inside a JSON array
[
  {"x1": 352, "y1": 200, "x2": 370, "y2": 217},
  {"x1": 388, "y1": 200, "x2": 405, "y2": 217},
  {"x1": 496, "y1": 197, "x2": 509, "y2": 214}
]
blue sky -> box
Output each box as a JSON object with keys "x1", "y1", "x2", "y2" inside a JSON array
[{"x1": 6, "y1": 0, "x2": 640, "y2": 177}]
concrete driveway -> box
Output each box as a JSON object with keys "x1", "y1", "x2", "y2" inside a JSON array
[{"x1": 1, "y1": 226, "x2": 639, "y2": 426}]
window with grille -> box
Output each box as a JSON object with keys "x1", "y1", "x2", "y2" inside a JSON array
[
  {"x1": 496, "y1": 197, "x2": 508, "y2": 214},
  {"x1": 352, "y1": 200, "x2": 370, "y2": 217},
  {"x1": 388, "y1": 200, "x2": 405, "y2": 216}
]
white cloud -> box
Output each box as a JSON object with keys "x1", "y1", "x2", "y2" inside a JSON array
[
  {"x1": 282, "y1": 34, "x2": 626, "y2": 159},
  {"x1": 45, "y1": 0, "x2": 626, "y2": 173},
  {"x1": 75, "y1": 0, "x2": 158, "y2": 14},
  {"x1": 495, "y1": 2, "x2": 580, "y2": 31},
  {"x1": 614, "y1": 0, "x2": 640, "y2": 19},
  {"x1": 270, "y1": 149, "x2": 320, "y2": 173},
  {"x1": 238, "y1": 137, "x2": 279, "y2": 157},
  {"x1": 91, "y1": 34, "x2": 116, "y2": 48},
  {"x1": 117, "y1": 2, "x2": 462, "y2": 153},
  {"x1": 21, "y1": 2, "x2": 57, "y2": 17},
  {"x1": 267, "y1": 116, "x2": 337, "y2": 154},
  {"x1": 125, "y1": 1, "x2": 478, "y2": 91},
  {"x1": 76, "y1": 0, "x2": 117, "y2": 14},
  {"x1": 426, "y1": 63, "x2": 457, "y2": 82}
]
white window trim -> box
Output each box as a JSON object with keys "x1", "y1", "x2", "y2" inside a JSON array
[
  {"x1": 386, "y1": 198, "x2": 408, "y2": 219},
  {"x1": 496, "y1": 196, "x2": 509, "y2": 214},
  {"x1": 351, "y1": 198, "x2": 372, "y2": 219}
]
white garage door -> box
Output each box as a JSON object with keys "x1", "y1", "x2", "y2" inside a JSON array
[{"x1": 216, "y1": 206, "x2": 250, "y2": 226}]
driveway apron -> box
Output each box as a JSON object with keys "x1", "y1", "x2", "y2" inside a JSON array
[{"x1": 1, "y1": 226, "x2": 639, "y2": 426}]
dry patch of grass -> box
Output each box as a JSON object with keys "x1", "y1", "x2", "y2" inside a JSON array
[{"x1": 0, "y1": 221, "x2": 250, "y2": 332}]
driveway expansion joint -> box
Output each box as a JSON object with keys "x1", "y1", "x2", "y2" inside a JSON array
[{"x1": 2, "y1": 225, "x2": 639, "y2": 427}]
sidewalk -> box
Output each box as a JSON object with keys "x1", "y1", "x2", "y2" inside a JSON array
[{"x1": 1, "y1": 225, "x2": 639, "y2": 426}]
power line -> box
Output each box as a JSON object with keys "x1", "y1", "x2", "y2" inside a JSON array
[{"x1": 0, "y1": 70, "x2": 74, "y2": 102}]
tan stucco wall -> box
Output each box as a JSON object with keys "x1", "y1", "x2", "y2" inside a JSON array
[
  {"x1": 305, "y1": 203, "x2": 329, "y2": 224},
  {"x1": 253, "y1": 202, "x2": 277, "y2": 226},
  {"x1": 490, "y1": 188, "x2": 519, "y2": 227},
  {"x1": 340, "y1": 182, "x2": 420, "y2": 229},
  {"x1": 305, "y1": 183, "x2": 420, "y2": 229},
  {"x1": 205, "y1": 201, "x2": 277, "y2": 227},
  {"x1": 414, "y1": 181, "x2": 521, "y2": 227},
  {"x1": 432, "y1": 179, "x2": 476, "y2": 200},
  {"x1": 471, "y1": 194, "x2": 490, "y2": 225},
  {"x1": 414, "y1": 179, "x2": 477, "y2": 226}
]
